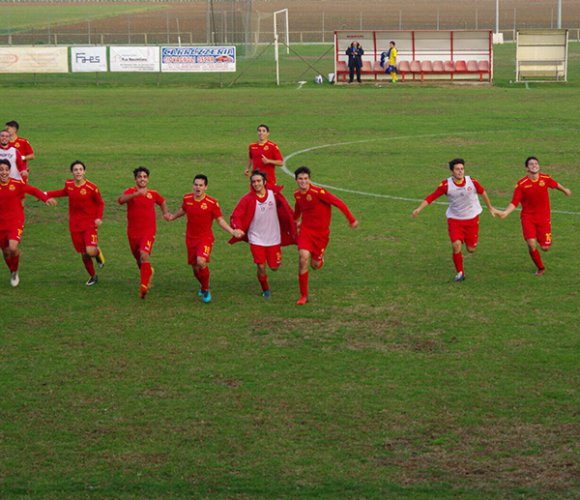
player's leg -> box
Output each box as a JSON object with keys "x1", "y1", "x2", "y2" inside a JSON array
[
  {"x1": 522, "y1": 218, "x2": 545, "y2": 274},
  {"x1": 448, "y1": 218, "x2": 465, "y2": 281},
  {"x1": 465, "y1": 217, "x2": 479, "y2": 254},
  {"x1": 138, "y1": 238, "x2": 155, "y2": 298},
  {"x1": 7, "y1": 238, "x2": 20, "y2": 287},
  {"x1": 195, "y1": 255, "x2": 212, "y2": 304},
  {"x1": 297, "y1": 249, "x2": 311, "y2": 305},
  {"x1": 251, "y1": 245, "x2": 270, "y2": 297},
  {"x1": 74, "y1": 231, "x2": 97, "y2": 285}
]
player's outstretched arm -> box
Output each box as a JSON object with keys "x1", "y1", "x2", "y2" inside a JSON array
[
  {"x1": 216, "y1": 216, "x2": 243, "y2": 238},
  {"x1": 412, "y1": 200, "x2": 429, "y2": 218},
  {"x1": 556, "y1": 183, "x2": 572, "y2": 197},
  {"x1": 244, "y1": 159, "x2": 252, "y2": 177},
  {"x1": 481, "y1": 191, "x2": 498, "y2": 217},
  {"x1": 167, "y1": 207, "x2": 185, "y2": 222},
  {"x1": 497, "y1": 203, "x2": 517, "y2": 219}
]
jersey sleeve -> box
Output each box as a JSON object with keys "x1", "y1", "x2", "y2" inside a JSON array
[
  {"x1": 213, "y1": 201, "x2": 223, "y2": 219},
  {"x1": 22, "y1": 140, "x2": 34, "y2": 156},
  {"x1": 547, "y1": 176, "x2": 559, "y2": 189},
  {"x1": 271, "y1": 144, "x2": 283, "y2": 161},
  {"x1": 45, "y1": 184, "x2": 67, "y2": 198},
  {"x1": 472, "y1": 178, "x2": 485, "y2": 194},
  {"x1": 155, "y1": 191, "x2": 165, "y2": 205},
  {"x1": 118, "y1": 188, "x2": 132, "y2": 204},
  {"x1": 510, "y1": 184, "x2": 522, "y2": 207},
  {"x1": 23, "y1": 183, "x2": 49, "y2": 202},
  {"x1": 93, "y1": 186, "x2": 105, "y2": 219},
  {"x1": 424, "y1": 181, "x2": 448, "y2": 204},
  {"x1": 319, "y1": 189, "x2": 356, "y2": 224}
]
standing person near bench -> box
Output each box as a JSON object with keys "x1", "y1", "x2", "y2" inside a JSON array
[
  {"x1": 346, "y1": 41, "x2": 364, "y2": 83},
  {"x1": 380, "y1": 41, "x2": 398, "y2": 83}
]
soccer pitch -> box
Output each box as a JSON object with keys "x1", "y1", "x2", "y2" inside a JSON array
[{"x1": 0, "y1": 46, "x2": 578, "y2": 497}]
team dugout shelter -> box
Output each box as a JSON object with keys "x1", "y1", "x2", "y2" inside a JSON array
[{"x1": 335, "y1": 30, "x2": 493, "y2": 83}]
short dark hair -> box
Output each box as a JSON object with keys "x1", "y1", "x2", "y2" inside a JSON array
[
  {"x1": 294, "y1": 166, "x2": 311, "y2": 179},
  {"x1": 257, "y1": 124, "x2": 269, "y2": 132},
  {"x1": 5, "y1": 120, "x2": 19, "y2": 130},
  {"x1": 250, "y1": 169, "x2": 267, "y2": 183},
  {"x1": 448, "y1": 158, "x2": 465, "y2": 171},
  {"x1": 0, "y1": 159, "x2": 11, "y2": 168},
  {"x1": 133, "y1": 166, "x2": 150, "y2": 178},
  {"x1": 390, "y1": 41, "x2": 396, "y2": 46},
  {"x1": 194, "y1": 174, "x2": 208, "y2": 186},
  {"x1": 525, "y1": 156, "x2": 539, "y2": 167},
  {"x1": 69, "y1": 160, "x2": 86, "y2": 172}
]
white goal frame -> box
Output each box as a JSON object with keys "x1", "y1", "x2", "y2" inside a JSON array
[{"x1": 274, "y1": 8, "x2": 289, "y2": 85}]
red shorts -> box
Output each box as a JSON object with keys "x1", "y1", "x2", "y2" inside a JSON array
[
  {"x1": 187, "y1": 238, "x2": 213, "y2": 265},
  {"x1": 71, "y1": 229, "x2": 98, "y2": 253},
  {"x1": 250, "y1": 244, "x2": 281, "y2": 268},
  {"x1": 297, "y1": 228, "x2": 329, "y2": 262},
  {"x1": 521, "y1": 216, "x2": 552, "y2": 247},
  {"x1": 128, "y1": 234, "x2": 156, "y2": 258},
  {"x1": 0, "y1": 227, "x2": 23, "y2": 247},
  {"x1": 447, "y1": 216, "x2": 479, "y2": 248}
]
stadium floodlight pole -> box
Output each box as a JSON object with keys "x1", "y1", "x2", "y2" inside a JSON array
[
  {"x1": 496, "y1": 0, "x2": 500, "y2": 34},
  {"x1": 557, "y1": 0, "x2": 562, "y2": 29}
]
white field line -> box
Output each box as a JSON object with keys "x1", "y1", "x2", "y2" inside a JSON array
[{"x1": 281, "y1": 135, "x2": 579, "y2": 216}]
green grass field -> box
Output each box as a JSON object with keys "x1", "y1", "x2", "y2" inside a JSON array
[
  {"x1": 0, "y1": 43, "x2": 578, "y2": 498},
  {"x1": 0, "y1": 3, "x2": 167, "y2": 32}
]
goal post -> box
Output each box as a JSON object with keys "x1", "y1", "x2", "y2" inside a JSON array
[{"x1": 273, "y1": 8, "x2": 289, "y2": 85}]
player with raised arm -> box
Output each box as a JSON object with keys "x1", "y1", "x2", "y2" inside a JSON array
[
  {"x1": 496, "y1": 156, "x2": 572, "y2": 275},
  {"x1": 46, "y1": 160, "x2": 105, "y2": 286},
  {"x1": 118, "y1": 167, "x2": 170, "y2": 299},
  {"x1": 293, "y1": 166, "x2": 358, "y2": 305},
  {"x1": 230, "y1": 170, "x2": 296, "y2": 298},
  {"x1": 167, "y1": 174, "x2": 242, "y2": 304},
  {"x1": 412, "y1": 158, "x2": 498, "y2": 282},
  {"x1": 245, "y1": 124, "x2": 284, "y2": 186},
  {"x1": 0, "y1": 159, "x2": 56, "y2": 287},
  {"x1": 0, "y1": 129, "x2": 27, "y2": 182}
]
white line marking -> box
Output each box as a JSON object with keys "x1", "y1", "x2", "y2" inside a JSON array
[{"x1": 282, "y1": 134, "x2": 579, "y2": 216}]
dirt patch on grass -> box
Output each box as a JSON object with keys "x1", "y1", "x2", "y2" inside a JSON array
[
  {"x1": 250, "y1": 303, "x2": 447, "y2": 353},
  {"x1": 379, "y1": 422, "x2": 579, "y2": 496}
]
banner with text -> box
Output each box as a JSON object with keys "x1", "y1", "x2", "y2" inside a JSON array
[
  {"x1": 110, "y1": 46, "x2": 159, "y2": 72},
  {"x1": 71, "y1": 47, "x2": 107, "y2": 72},
  {"x1": 0, "y1": 46, "x2": 68, "y2": 73},
  {"x1": 160, "y1": 46, "x2": 236, "y2": 72}
]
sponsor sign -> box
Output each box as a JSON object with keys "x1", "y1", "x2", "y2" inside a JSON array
[
  {"x1": 109, "y1": 46, "x2": 159, "y2": 72},
  {"x1": 160, "y1": 46, "x2": 236, "y2": 72},
  {"x1": 0, "y1": 46, "x2": 68, "y2": 73},
  {"x1": 71, "y1": 47, "x2": 107, "y2": 72}
]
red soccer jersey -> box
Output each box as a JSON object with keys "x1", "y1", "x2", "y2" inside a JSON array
[
  {"x1": 47, "y1": 179, "x2": 104, "y2": 232},
  {"x1": 181, "y1": 193, "x2": 222, "y2": 243},
  {"x1": 119, "y1": 188, "x2": 165, "y2": 238},
  {"x1": 294, "y1": 184, "x2": 356, "y2": 233},
  {"x1": 0, "y1": 178, "x2": 48, "y2": 230},
  {"x1": 511, "y1": 174, "x2": 558, "y2": 220},
  {"x1": 249, "y1": 140, "x2": 283, "y2": 185},
  {"x1": 9, "y1": 137, "x2": 34, "y2": 159}
]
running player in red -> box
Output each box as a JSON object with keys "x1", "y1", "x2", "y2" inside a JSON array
[
  {"x1": 5, "y1": 120, "x2": 35, "y2": 172},
  {"x1": 230, "y1": 170, "x2": 296, "y2": 298},
  {"x1": 412, "y1": 158, "x2": 498, "y2": 282},
  {"x1": 167, "y1": 174, "x2": 242, "y2": 304},
  {"x1": 0, "y1": 129, "x2": 27, "y2": 182},
  {"x1": 118, "y1": 167, "x2": 170, "y2": 299},
  {"x1": 46, "y1": 160, "x2": 105, "y2": 286},
  {"x1": 497, "y1": 156, "x2": 572, "y2": 275},
  {"x1": 245, "y1": 124, "x2": 284, "y2": 186},
  {"x1": 293, "y1": 166, "x2": 358, "y2": 305},
  {"x1": 0, "y1": 159, "x2": 56, "y2": 287}
]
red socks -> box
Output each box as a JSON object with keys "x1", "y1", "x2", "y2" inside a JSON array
[
  {"x1": 197, "y1": 266, "x2": 210, "y2": 291},
  {"x1": 452, "y1": 252, "x2": 463, "y2": 273},
  {"x1": 299, "y1": 271, "x2": 309, "y2": 297},
  {"x1": 5, "y1": 254, "x2": 19, "y2": 272},
  {"x1": 140, "y1": 262, "x2": 152, "y2": 287},
  {"x1": 529, "y1": 248, "x2": 544, "y2": 270},
  {"x1": 257, "y1": 274, "x2": 269, "y2": 291},
  {"x1": 82, "y1": 255, "x2": 95, "y2": 277}
]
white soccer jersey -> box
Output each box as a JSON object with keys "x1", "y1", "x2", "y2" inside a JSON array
[
  {"x1": 446, "y1": 176, "x2": 482, "y2": 220},
  {"x1": 248, "y1": 190, "x2": 281, "y2": 246},
  {"x1": 0, "y1": 147, "x2": 23, "y2": 181}
]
